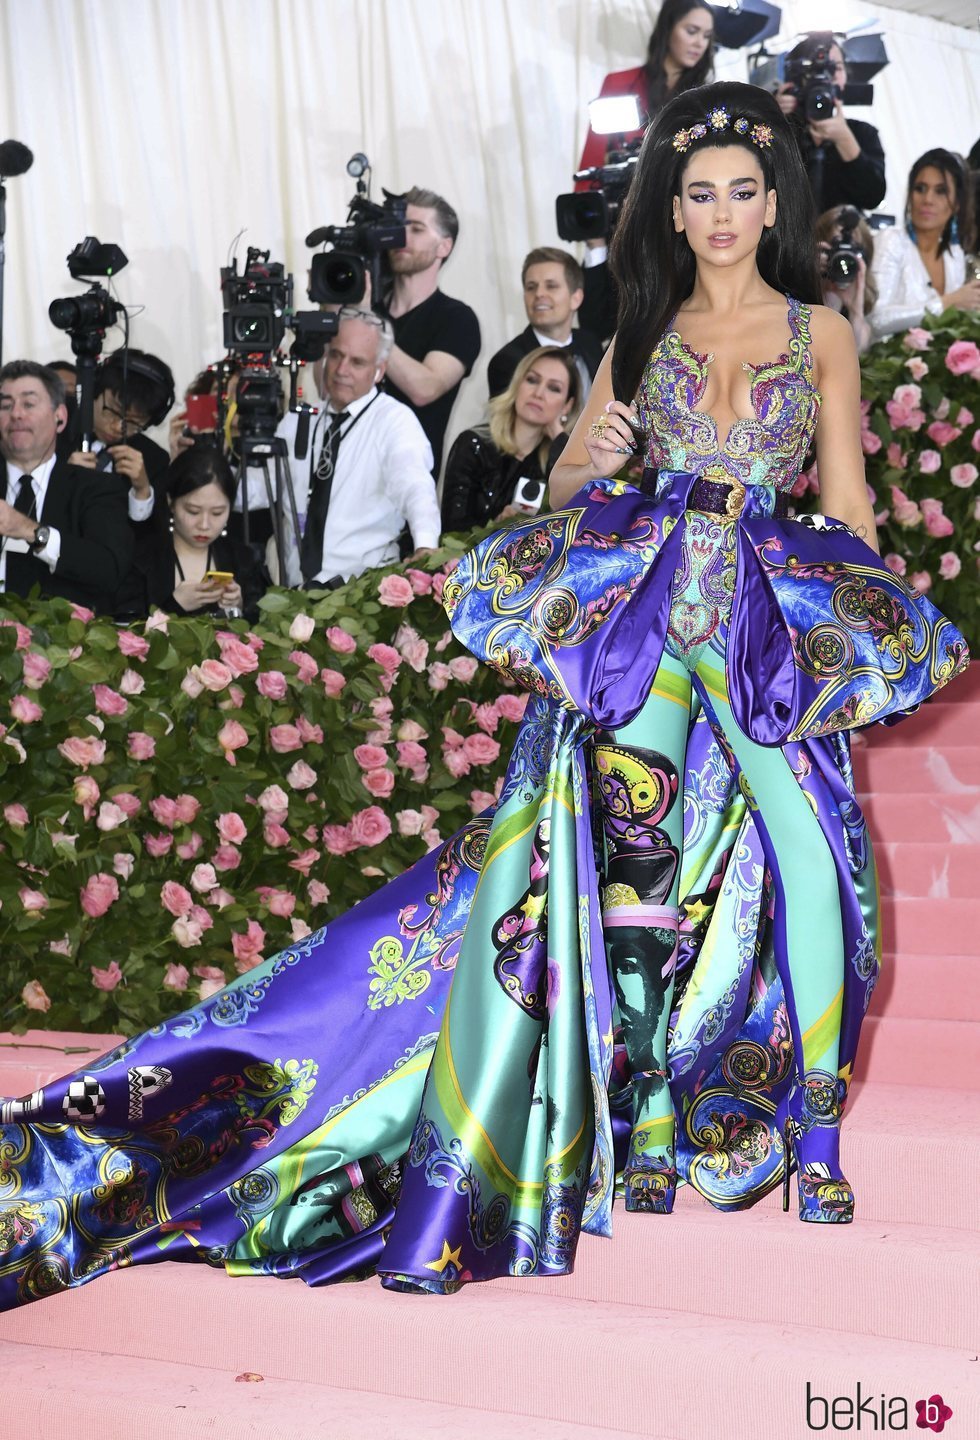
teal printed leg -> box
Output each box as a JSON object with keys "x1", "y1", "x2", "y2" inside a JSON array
[{"x1": 595, "y1": 653, "x2": 692, "y2": 1212}]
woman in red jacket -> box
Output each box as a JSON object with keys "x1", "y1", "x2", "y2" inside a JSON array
[{"x1": 578, "y1": 0, "x2": 715, "y2": 176}]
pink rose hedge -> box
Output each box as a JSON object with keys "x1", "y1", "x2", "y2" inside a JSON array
[
  {"x1": 0, "y1": 539, "x2": 525, "y2": 1033},
  {"x1": 861, "y1": 312, "x2": 979, "y2": 642}
]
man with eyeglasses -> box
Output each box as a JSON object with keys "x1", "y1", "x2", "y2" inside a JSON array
[
  {"x1": 0, "y1": 360, "x2": 132, "y2": 612},
  {"x1": 65, "y1": 347, "x2": 175, "y2": 521}
]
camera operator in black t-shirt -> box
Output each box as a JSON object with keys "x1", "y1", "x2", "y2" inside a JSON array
[
  {"x1": 381, "y1": 187, "x2": 481, "y2": 475},
  {"x1": 774, "y1": 35, "x2": 886, "y2": 215}
]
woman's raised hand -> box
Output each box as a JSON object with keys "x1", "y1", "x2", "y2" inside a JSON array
[{"x1": 582, "y1": 400, "x2": 640, "y2": 479}]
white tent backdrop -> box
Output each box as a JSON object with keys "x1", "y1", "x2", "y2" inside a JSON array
[{"x1": 0, "y1": 0, "x2": 977, "y2": 457}]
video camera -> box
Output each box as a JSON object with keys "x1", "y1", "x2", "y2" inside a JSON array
[
  {"x1": 306, "y1": 153, "x2": 406, "y2": 309},
  {"x1": 47, "y1": 236, "x2": 129, "y2": 445},
  {"x1": 557, "y1": 146, "x2": 641, "y2": 243}
]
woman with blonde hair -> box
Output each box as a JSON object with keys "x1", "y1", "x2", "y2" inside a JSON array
[{"x1": 441, "y1": 346, "x2": 581, "y2": 531}]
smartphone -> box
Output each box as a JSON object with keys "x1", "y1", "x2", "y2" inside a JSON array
[
  {"x1": 202, "y1": 570, "x2": 235, "y2": 587},
  {"x1": 185, "y1": 393, "x2": 218, "y2": 431}
]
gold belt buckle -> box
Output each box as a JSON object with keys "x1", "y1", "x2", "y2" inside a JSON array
[{"x1": 725, "y1": 479, "x2": 747, "y2": 519}]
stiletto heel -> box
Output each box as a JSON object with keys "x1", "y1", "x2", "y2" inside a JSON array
[
  {"x1": 624, "y1": 1073, "x2": 675, "y2": 1214},
  {"x1": 779, "y1": 1073, "x2": 855, "y2": 1224}
]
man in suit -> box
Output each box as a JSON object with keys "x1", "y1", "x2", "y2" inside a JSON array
[
  {"x1": 0, "y1": 360, "x2": 132, "y2": 613},
  {"x1": 487, "y1": 247, "x2": 604, "y2": 400}
]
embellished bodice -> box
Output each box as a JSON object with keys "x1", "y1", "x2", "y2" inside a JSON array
[{"x1": 635, "y1": 296, "x2": 821, "y2": 495}]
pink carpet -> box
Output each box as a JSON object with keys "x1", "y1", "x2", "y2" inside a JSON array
[{"x1": 2, "y1": 672, "x2": 978, "y2": 1438}]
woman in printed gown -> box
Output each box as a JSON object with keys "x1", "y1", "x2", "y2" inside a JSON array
[{"x1": 0, "y1": 82, "x2": 967, "y2": 1308}]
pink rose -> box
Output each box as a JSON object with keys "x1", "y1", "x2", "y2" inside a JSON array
[
  {"x1": 394, "y1": 623, "x2": 429, "y2": 673},
  {"x1": 116, "y1": 792, "x2": 142, "y2": 818},
  {"x1": 321, "y1": 668, "x2": 346, "y2": 699},
  {"x1": 176, "y1": 832, "x2": 204, "y2": 861},
  {"x1": 10, "y1": 694, "x2": 42, "y2": 724},
  {"x1": 397, "y1": 719, "x2": 428, "y2": 742},
  {"x1": 920, "y1": 498, "x2": 954, "y2": 538},
  {"x1": 885, "y1": 442, "x2": 907, "y2": 470},
  {"x1": 472, "y1": 703, "x2": 498, "y2": 734},
  {"x1": 232, "y1": 919, "x2": 266, "y2": 969},
  {"x1": 286, "y1": 759, "x2": 318, "y2": 791},
  {"x1": 216, "y1": 637, "x2": 259, "y2": 677},
  {"x1": 288, "y1": 612, "x2": 316, "y2": 642},
  {"x1": 198, "y1": 659, "x2": 235, "y2": 691},
  {"x1": 198, "y1": 977, "x2": 225, "y2": 1000},
  {"x1": 955, "y1": 407, "x2": 974, "y2": 427},
  {"x1": 363, "y1": 767, "x2": 395, "y2": 798},
  {"x1": 172, "y1": 794, "x2": 200, "y2": 825},
  {"x1": 213, "y1": 843, "x2": 242, "y2": 871},
  {"x1": 859, "y1": 428, "x2": 882, "y2": 456},
  {"x1": 269, "y1": 723, "x2": 302, "y2": 754},
  {"x1": 397, "y1": 808, "x2": 424, "y2": 836},
  {"x1": 903, "y1": 356, "x2": 929, "y2": 381},
  {"x1": 91, "y1": 961, "x2": 123, "y2": 992},
  {"x1": 22, "y1": 980, "x2": 51, "y2": 1012},
  {"x1": 218, "y1": 719, "x2": 249, "y2": 764},
  {"x1": 291, "y1": 919, "x2": 312, "y2": 942},
  {"x1": 73, "y1": 775, "x2": 100, "y2": 811},
  {"x1": 172, "y1": 916, "x2": 205, "y2": 948},
  {"x1": 889, "y1": 485, "x2": 921, "y2": 529},
  {"x1": 118, "y1": 668, "x2": 145, "y2": 697},
  {"x1": 180, "y1": 669, "x2": 205, "y2": 698},
  {"x1": 296, "y1": 716, "x2": 323, "y2": 745},
  {"x1": 113, "y1": 853, "x2": 135, "y2": 879},
  {"x1": 973, "y1": 430, "x2": 980, "y2": 454},
  {"x1": 256, "y1": 669, "x2": 287, "y2": 700},
  {"x1": 19, "y1": 887, "x2": 48, "y2": 912},
  {"x1": 163, "y1": 962, "x2": 189, "y2": 991},
  {"x1": 258, "y1": 887, "x2": 296, "y2": 917},
  {"x1": 216, "y1": 812, "x2": 248, "y2": 845},
  {"x1": 58, "y1": 735, "x2": 106, "y2": 769},
  {"x1": 118, "y1": 630, "x2": 150, "y2": 661},
  {"x1": 354, "y1": 743, "x2": 388, "y2": 771},
  {"x1": 4, "y1": 802, "x2": 28, "y2": 827},
  {"x1": 909, "y1": 570, "x2": 932, "y2": 593},
  {"x1": 428, "y1": 661, "x2": 452, "y2": 692},
  {"x1": 926, "y1": 420, "x2": 961, "y2": 448},
  {"x1": 443, "y1": 747, "x2": 471, "y2": 779},
  {"x1": 289, "y1": 649, "x2": 319, "y2": 685},
  {"x1": 470, "y1": 789, "x2": 496, "y2": 814},
  {"x1": 449, "y1": 656, "x2": 479, "y2": 683},
  {"x1": 160, "y1": 880, "x2": 194, "y2": 917},
  {"x1": 378, "y1": 573, "x2": 415, "y2": 607},
  {"x1": 194, "y1": 964, "x2": 226, "y2": 982},
  {"x1": 903, "y1": 327, "x2": 931, "y2": 351},
  {"x1": 308, "y1": 879, "x2": 330, "y2": 906},
  {"x1": 80, "y1": 873, "x2": 120, "y2": 918},
  {"x1": 370, "y1": 697, "x2": 394, "y2": 720},
  {"x1": 263, "y1": 822, "x2": 291, "y2": 848},
  {"x1": 144, "y1": 832, "x2": 174, "y2": 858},
  {"x1": 127, "y1": 731, "x2": 156, "y2": 761},
  {"x1": 349, "y1": 805, "x2": 392, "y2": 848},
  {"x1": 51, "y1": 935, "x2": 74, "y2": 957},
  {"x1": 405, "y1": 567, "x2": 433, "y2": 596},
  {"x1": 938, "y1": 551, "x2": 962, "y2": 580},
  {"x1": 91, "y1": 683, "x2": 128, "y2": 717},
  {"x1": 325, "y1": 626, "x2": 357, "y2": 655},
  {"x1": 150, "y1": 796, "x2": 178, "y2": 829},
  {"x1": 191, "y1": 862, "x2": 219, "y2": 893},
  {"x1": 210, "y1": 888, "x2": 235, "y2": 910},
  {"x1": 495, "y1": 694, "x2": 528, "y2": 723},
  {"x1": 945, "y1": 339, "x2": 980, "y2": 376},
  {"x1": 396, "y1": 740, "x2": 428, "y2": 769},
  {"x1": 367, "y1": 642, "x2": 401, "y2": 675},
  {"x1": 463, "y1": 732, "x2": 500, "y2": 766},
  {"x1": 256, "y1": 784, "x2": 288, "y2": 814},
  {"x1": 287, "y1": 848, "x2": 320, "y2": 876},
  {"x1": 97, "y1": 801, "x2": 128, "y2": 832},
  {"x1": 423, "y1": 828, "x2": 442, "y2": 851},
  {"x1": 21, "y1": 652, "x2": 52, "y2": 689},
  {"x1": 950, "y1": 463, "x2": 978, "y2": 489},
  {"x1": 421, "y1": 805, "x2": 440, "y2": 829},
  {"x1": 918, "y1": 450, "x2": 941, "y2": 474},
  {"x1": 323, "y1": 823, "x2": 358, "y2": 855}
]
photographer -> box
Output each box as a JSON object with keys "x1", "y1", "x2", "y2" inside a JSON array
[
  {"x1": 382, "y1": 187, "x2": 481, "y2": 474},
  {"x1": 65, "y1": 347, "x2": 174, "y2": 518},
  {"x1": 443, "y1": 347, "x2": 581, "y2": 533},
  {"x1": 280, "y1": 308, "x2": 440, "y2": 589},
  {"x1": 775, "y1": 35, "x2": 886, "y2": 214},
  {"x1": 0, "y1": 361, "x2": 132, "y2": 613},
  {"x1": 487, "y1": 247, "x2": 602, "y2": 401},
  {"x1": 815, "y1": 206, "x2": 876, "y2": 353}
]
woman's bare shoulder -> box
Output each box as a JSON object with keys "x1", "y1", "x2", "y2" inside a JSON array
[{"x1": 807, "y1": 303, "x2": 859, "y2": 378}]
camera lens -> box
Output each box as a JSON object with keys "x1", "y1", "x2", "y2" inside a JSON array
[
  {"x1": 234, "y1": 315, "x2": 271, "y2": 345},
  {"x1": 48, "y1": 297, "x2": 81, "y2": 330}
]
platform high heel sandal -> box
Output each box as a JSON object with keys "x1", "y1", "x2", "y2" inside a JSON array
[
  {"x1": 780, "y1": 1072, "x2": 855, "y2": 1225},
  {"x1": 623, "y1": 1073, "x2": 676, "y2": 1214}
]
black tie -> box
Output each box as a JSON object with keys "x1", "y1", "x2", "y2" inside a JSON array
[
  {"x1": 301, "y1": 411, "x2": 348, "y2": 581},
  {"x1": 14, "y1": 473, "x2": 36, "y2": 518}
]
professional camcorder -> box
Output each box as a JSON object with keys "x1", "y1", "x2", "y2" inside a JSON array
[
  {"x1": 48, "y1": 236, "x2": 129, "y2": 444},
  {"x1": 306, "y1": 153, "x2": 406, "y2": 309},
  {"x1": 556, "y1": 96, "x2": 646, "y2": 243},
  {"x1": 749, "y1": 31, "x2": 888, "y2": 123}
]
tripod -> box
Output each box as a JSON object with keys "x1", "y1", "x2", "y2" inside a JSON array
[{"x1": 236, "y1": 432, "x2": 303, "y2": 585}]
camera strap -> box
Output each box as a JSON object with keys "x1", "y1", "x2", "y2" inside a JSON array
[{"x1": 308, "y1": 392, "x2": 379, "y2": 493}]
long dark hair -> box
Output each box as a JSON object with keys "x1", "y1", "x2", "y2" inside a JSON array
[
  {"x1": 167, "y1": 443, "x2": 236, "y2": 505},
  {"x1": 610, "y1": 81, "x2": 821, "y2": 404},
  {"x1": 906, "y1": 148, "x2": 975, "y2": 257},
  {"x1": 644, "y1": 1, "x2": 715, "y2": 113}
]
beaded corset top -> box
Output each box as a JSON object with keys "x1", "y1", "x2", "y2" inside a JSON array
[{"x1": 635, "y1": 295, "x2": 821, "y2": 495}]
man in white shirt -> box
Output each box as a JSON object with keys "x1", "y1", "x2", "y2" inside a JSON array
[
  {"x1": 0, "y1": 361, "x2": 132, "y2": 612},
  {"x1": 280, "y1": 309, "x2": 441, "y2": 589}
]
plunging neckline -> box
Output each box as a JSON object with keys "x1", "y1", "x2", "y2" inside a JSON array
[{"x1": 666, "y1": 298, "x2": 814, "y2": 454}]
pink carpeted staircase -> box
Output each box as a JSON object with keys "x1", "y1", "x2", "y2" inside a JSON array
[{"x1": 2, "y1": 673, "x2": 978, "y2": 1439}]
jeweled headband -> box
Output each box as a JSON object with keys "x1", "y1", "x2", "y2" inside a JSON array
[{"x1": 672, "y1": 106, "x2": 773, "y2": 155}]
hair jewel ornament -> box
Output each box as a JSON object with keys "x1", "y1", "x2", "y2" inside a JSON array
[{"x1": 672, "y1": 106, "x2": 773, "y2": 154}]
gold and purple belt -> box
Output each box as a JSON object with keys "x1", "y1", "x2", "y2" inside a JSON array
[{"x1": 687, "y1": 473, "x2": 789, "y2": 520}]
